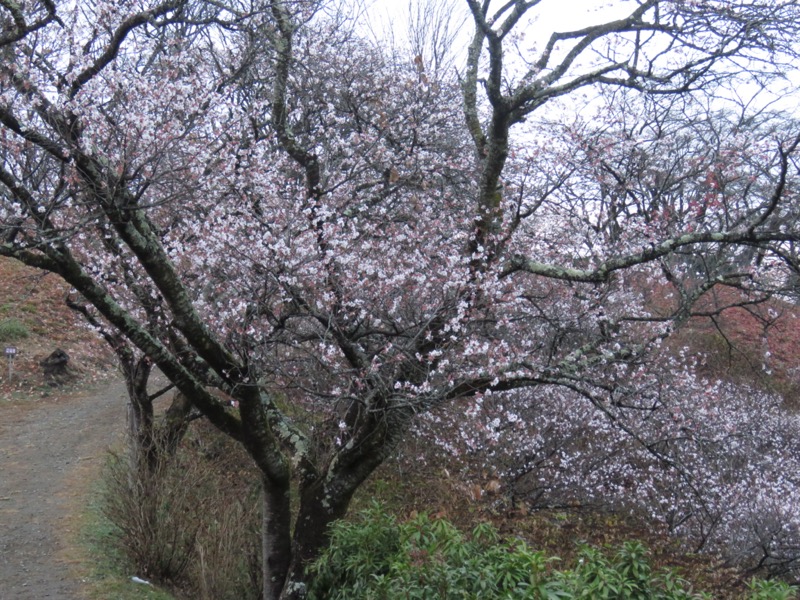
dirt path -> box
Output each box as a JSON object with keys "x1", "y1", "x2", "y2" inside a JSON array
[{"x1": 0, "y1": 379, "x2": 127, "y2": 599}]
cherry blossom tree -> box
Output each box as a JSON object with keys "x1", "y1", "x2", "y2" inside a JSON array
[
  {"x1": 423, "y1": 347, "x2": 800, "y2": 578},
  {"x1": 2, "y1": 0, "x2": 800, "y2": 597}
]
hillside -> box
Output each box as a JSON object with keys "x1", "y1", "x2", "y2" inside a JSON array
[
  {"x1": 0, "y1": 256, "x2": 114, "y2": 401},
  {"x1": 677, "y1": 284, "x2": 800, "y2": 406}
]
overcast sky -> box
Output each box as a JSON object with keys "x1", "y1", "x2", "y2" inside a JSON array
[
  {"x1": 363, "y1": 0, "x2": 631, "y2": 45},
  {"x1": 360, "y1": 0, "x2": 799, "y2": 114}
]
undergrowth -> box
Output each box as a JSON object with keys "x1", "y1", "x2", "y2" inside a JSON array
[
  {"x1": 309, "y1": 504, "x2": 799, "y2": 600},
  {"x1": 83, "y1": 420, "x2": 799, "y2": 600},
  {"x1": 93, "y1": 421, "x2": 262, "y2": 599},
  {"x1": 78, "y1": 476, "x2": 178, "y2": 600}
]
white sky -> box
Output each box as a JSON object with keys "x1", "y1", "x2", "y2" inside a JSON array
[
  {"x1": 363, "y1": 0, "x2": 631, "y2": 47},
  {"x1": 361, "y1": 0, "x2": 800, "y2": 114}
]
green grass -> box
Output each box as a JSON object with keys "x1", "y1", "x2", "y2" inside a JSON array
[{"x1": 0, "y1": 318, "x2": 29, "y2": 342}]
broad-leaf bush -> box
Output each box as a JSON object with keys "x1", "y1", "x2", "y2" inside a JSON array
[
  {"x1": 746, "y1": 578, "x2": 799, "y2": 600},
  {"x1": 308, "y1": 505, "x2": 744, "y2": 600}
]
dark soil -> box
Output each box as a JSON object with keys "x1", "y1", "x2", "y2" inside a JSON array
[{"x1": 0, "y1": 379, "x2": 126, "y2": 599}]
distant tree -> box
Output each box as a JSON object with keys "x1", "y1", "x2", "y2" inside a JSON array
[{"x1": 2, "y1": 1, "x2": 800, "y2": 598}]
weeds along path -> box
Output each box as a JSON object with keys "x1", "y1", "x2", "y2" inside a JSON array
[{"x1": 0, "y1": 378, "x2": 126, "y2": 599}]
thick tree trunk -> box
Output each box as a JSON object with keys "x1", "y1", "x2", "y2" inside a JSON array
[
  {"x1": 278, "y1": 479, "x2": 355, "y2": 600},
  {"x1": 275, "y1": 412, "x2": 413, "y2": 598},
  {"x1": 262, "y1": 475, "x2": 293, "y2": 600}
]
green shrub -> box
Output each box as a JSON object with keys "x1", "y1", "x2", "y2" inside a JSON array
[
  {"x1": 308, "y1": 503, "x2": 402, "y2": 598},
  {"x1": 0, "y1": 318, "x2": 29, "y2": 342},
  {"x1": 562, "y1": 542, "x2": 704, "y2": 600},
  {"x1": 746, "y1": 578, "x2": 799, "y2": 600},
  {"x1": 310, "y1": 505, "x2": 798, "y2": 600}
]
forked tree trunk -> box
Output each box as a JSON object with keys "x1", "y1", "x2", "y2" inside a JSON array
[
  {"x1": 275, "y1": 449, "x2": 396, "y2": 599},
  {"x1": 270, "y1": 412, "x2": 410, "y2": 599},
  {"x1": 125, "y1": 360, "x2": 192, "y2": 476}
]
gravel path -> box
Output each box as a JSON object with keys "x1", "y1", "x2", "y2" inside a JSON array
[{"x1": 0, "y1": 380, "x2": 126, "y2": 599}]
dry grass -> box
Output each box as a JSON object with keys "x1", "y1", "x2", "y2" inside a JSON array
[{"x1": 99, "y1": 420, "x2": 263, "y2": 600}]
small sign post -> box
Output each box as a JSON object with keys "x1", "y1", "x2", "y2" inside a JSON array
[{"x1": 5, "y1": 346, "x2": 17, "y2": 381}]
